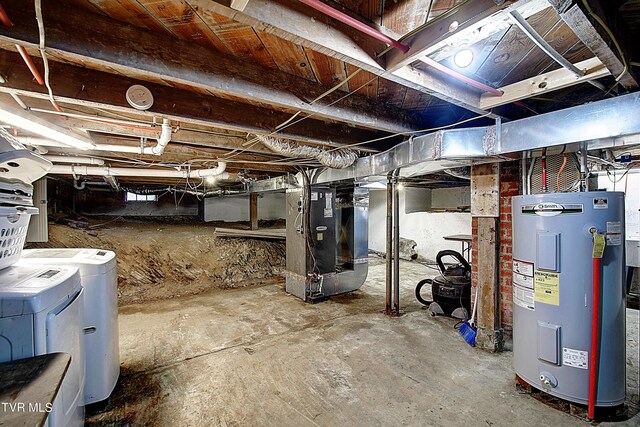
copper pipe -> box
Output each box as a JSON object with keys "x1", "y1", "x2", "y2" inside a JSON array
[
  {"x1": 0, "y1": 4, "x2": 13, "y2": 26},
  {"x1": 16, "y1": 45, "x2": 45, "y2": 86}
]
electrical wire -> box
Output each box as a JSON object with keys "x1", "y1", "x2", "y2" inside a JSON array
[
  {"x1": 328, "y1": 111, "x2": 493, "y2": 152},
  {"x1": 580, "y1": 0, "x2": 627, "y2": 83},
  {"x1": 219, "y1": 71, "x2": 379, "y2": 162},
  {"x1": 34, "y1": 0, "x2": 62, "y2": 112}
]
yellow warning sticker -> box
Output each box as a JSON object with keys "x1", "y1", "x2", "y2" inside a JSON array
[
  {"x1": 592, "y1": 233, "x2": 606, "y2": 259},
  {"x1": 534, "y1": 270, "x2": 560, "y2": 306}
]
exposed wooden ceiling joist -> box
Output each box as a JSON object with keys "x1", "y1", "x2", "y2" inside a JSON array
[
  {"x1": 198, "y1": 0, "x2": 486, "y2": 114},
  {"x1": 479, "y1": 56, "x2": 609, "y2": 109},
  {"x1": 547, "y1": 0, "x2": 638, "y2": 89},
  {"x1": 0, "y1": 51, "x2": 387, "y2": 149},
  {"x1": 0, "y1": 0, "x2": 424, "y2": 134},
  {"x1": 385, "y1": 0, "x2": 551, "y2": 71}
]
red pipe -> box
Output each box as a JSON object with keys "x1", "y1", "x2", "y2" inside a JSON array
[
  {"x1": 541, "y1": 148, "x2": 547, "y2": 192},
  {"x1": 420, "y1": 57, "x2": 504, "y2": 96},
  {"x1": 0, "y1": 4, "x2": 13, "y2": 26},
  {"x1": 16, "y1": 45, "x2": 45, "y2": 86},
  {"x1": 588, "y1": 256, "x2": 601, "y2": 420},
  {"x1": 297, "y1": 0, "x2": 409, "y2": 53}
]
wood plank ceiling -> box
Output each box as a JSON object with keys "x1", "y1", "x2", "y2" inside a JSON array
[{"x1": 0, "y1": 0, "x2": 637, "y2": 187}]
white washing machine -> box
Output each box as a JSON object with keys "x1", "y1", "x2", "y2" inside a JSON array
[
  {"x1": 18, "y1": 248, "x2": 119, "y2": 404},
  {"x1": 0, "y1": 265, "x2": 85, "y2": 427}
]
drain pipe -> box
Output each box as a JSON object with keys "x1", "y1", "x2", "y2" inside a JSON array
[
  {"x1": 148, "y1": 119, "x2": 172, "y2": 155},
  {"x1": 16, "y1": 119, "x2": 173, "y2": 155},
  {"x1": 296, "y1": 0, "x2": 409, "y2": 53},
  {"x1": 521, "y1": 152, "x2": 527, "y2": 195},
  {"x1": 47, "y1": 162, "x2": 229, "y2": 179},
  {"x1": 45, "y1": 155, "x2": 105, "y2": 165},
  {"x1": 541, "y1": 148, "x2": 548, "y2": 192},
  {"x1": 527, "y1": 154, "x2": 536, "y2": 195},
  {"x1": 580, "y1": 142, "x2": 589, "y2": 192},
  {"x1": 385, "y1": 172, "x2": 393, "y2": 314}
]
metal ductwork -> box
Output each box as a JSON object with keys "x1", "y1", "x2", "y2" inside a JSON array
[
  {"x1": 308, "y1": 92, "x2": 640, "y2": 185},
  {"x1": 255, "y1": 134, "x2": 358, "y2": 169}
]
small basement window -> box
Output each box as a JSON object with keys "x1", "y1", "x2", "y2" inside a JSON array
[{"x1": 125, "y1": 192, "x2": 157, "y2": 202}]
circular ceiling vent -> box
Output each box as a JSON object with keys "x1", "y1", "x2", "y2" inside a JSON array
[{"x1": 126, "y1": 85, "x2": 154, "y2": 110}]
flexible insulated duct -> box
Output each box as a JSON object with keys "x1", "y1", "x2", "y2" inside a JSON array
[{"x1": 255, "y1": 135, "x2": 358, "y2": 169}]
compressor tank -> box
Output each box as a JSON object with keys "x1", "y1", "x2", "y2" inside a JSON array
[{"x1": 512, "y1": 192, "x2": 625, "y2": 406}]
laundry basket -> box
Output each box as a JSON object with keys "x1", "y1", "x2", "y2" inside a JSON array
[{"x1": 0, "y1": 206, "x2": 38, "y2": 269}]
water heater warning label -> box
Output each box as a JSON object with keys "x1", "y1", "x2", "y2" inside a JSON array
[
  {"x1": 606, "y1": 221, "x2": 622, "y2": 246},
  {"x1": 563, "y1": 348, "x2": 588, "y2": 369},
  {"x1": 534, "y1": 270, "x2": 560, "y2": 306}
]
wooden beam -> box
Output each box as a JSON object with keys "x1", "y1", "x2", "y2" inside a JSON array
[
  {"x1": 250, "y1": 193, "x2": 259, "y2": 230},
  {"x1": 385, "y1": 0, "x2": 551, "y2": 71},
  {"x1": 0, "y1": 0, "x2": 421, "y2": 134},
  {"x1": 199, "y1": 0, "x2": 486, "y2": 115},
  {"x1": 230, "y1": 0, "x2": 251, "y2": 12},
  {"x1": 0, "y1": 51, "x2": 388, "y2": 148},
  {"x1": 547, "y1": 0, "x2": 638, "y2": 89},
  {"x1": 471, "y1": 163, "x2": 502, "y2": 352},
  {"x1": 480, "y1": 57, "x2": 610, "y2": 109}
]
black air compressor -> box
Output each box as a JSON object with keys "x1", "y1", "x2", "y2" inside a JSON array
[{"x1": 415, "y1": 250, "x2": 471, "y2": 318}]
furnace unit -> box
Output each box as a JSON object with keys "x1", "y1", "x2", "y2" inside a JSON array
[{"x1": 286, "y1": 184, "x2": 368, "y2": 302}]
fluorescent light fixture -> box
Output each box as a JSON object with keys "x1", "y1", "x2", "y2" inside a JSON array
[
  {"x1": 454, "y1": 49, "x2": 474, "y2": 68},
  {"x1": 0, "y1": 103, "x2": 95, "y2": 150}
]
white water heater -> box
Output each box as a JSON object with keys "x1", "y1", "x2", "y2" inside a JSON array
[{"x1": 512, "y1": 192, "x2": 625, "y2": 406}]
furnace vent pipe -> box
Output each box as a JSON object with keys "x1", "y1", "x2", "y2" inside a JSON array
[
  {"x1": 47, "y1": 162, "x2": 228, "y2": 180},
  {"x1": 255, "y1": 134, "x2": 358, "y2": 168}
]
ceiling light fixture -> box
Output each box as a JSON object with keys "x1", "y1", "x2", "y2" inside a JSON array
[
  {"x1": 0, "y1": 104, "x2": 95, "y2": 150},
  {"x1": 454, "y1": 49, "x2": 474, "y2": 68}
]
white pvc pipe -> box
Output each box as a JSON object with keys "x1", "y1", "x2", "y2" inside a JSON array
[
  {"x1": 16, "y1": 118, "x2": 172, "y2": 155},
  {"x1": 47, "y1": 162, "x2": 228, "y2": 180},
  {"x1": 148, "y1": 118, "x2": 172, "y2": 155},
  {"x1": 45, "y1": 155, "x2": 105, "y2": 165}
]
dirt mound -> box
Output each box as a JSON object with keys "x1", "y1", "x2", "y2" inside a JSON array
[{"x1": 28, "y1": 220, "x2": 285, "y2": 305}]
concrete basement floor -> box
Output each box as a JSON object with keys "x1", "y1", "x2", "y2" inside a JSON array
[{"x1": 88, "y1": 258, "x2": 640, "y2": 426}]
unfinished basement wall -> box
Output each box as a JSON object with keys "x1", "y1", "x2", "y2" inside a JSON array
[
  {"x1": 202, "y1": 193, "x2": 285, "y2": 222},
  {"x1": 74, "y1": 189, "x2": 199, "y2": 216},
  {"x1": 368, "y1": 187, "x2": 472, "y2": 261}
]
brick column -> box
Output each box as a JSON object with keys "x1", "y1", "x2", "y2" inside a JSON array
[
  {"x1": 471, "y1": 161, "x2": 521, "y2": 349},
  {"x1": 498, "y1": 164, "x2": 520, "y2": 335}
]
